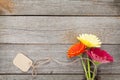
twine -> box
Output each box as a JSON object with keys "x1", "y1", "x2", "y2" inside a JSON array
[{"x1": 30, "y1": 57, "x2": 97, "y2": 79}]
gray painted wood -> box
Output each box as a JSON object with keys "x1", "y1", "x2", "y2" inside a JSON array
[
  {"x1": 0, "y1": 17, "x2": 120, "y2": 44},
  {"x1": 99, "y1": 75, "x2": 120, "y2": 80},
  {"x1": 99, "y1": 45, "x2": 120, "y2": 74},
  {"x1": 0, "y1": 44, "x2": 83, "y2": 74},
  {"x1": 0, "y1": 75, "x2": 119, "y2": 80},
  {"x1": 2, "y1": 0, "x2": 120, "y2": 15},
  {"x1": 0, "y1": 0, "x2": 120, "y2": 79},
  {"x1": 0, "y1": 75, "x2": 84, "y2": 80},
  {"x1": 0, "y1": 44, "x2": 119, "y2": 74}
]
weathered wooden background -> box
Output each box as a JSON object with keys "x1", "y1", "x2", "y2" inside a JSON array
[{"x1": 0, "y1": 0, "x2": 120, "y2": 80}]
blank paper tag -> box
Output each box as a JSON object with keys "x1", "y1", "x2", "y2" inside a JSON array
[{"x1": 13, "y1": 53, "x2": 33, "y2": 72}]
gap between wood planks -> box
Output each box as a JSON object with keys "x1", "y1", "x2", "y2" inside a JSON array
[
  {"x1": 0, "y1": 73, "x2": 120, "y2": 75},
  {"x1": 0, "y1": 15, "x2": 120, "y2": 17},
  {"x1": 0, "y1": 43, "x2": 119, "y2": 45}
]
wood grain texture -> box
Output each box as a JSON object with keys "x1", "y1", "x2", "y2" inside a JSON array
[
  {"x1": 99, "y1": 75, "x2": 120, "y2": 80},
  {"x1": 0, "y1": 44, "x2": 119, "y2": 74},
  {"x1": 98, "y1": 45, "x2": 120, "y2": 74},
  {"x1": 0, "y1": 0, "x2": 119, "y2": 80},
  {"x1": 2, "y1": 0, "x2": 120, "y2": 15},
  {"x1": 0, "y1": 75, "x2": 120, "y2": 80},
  {"x1": 0, "y1": 75, "x2": 84, "y2": 80},
  {"x1": 0, "y1": 17, "x2": 120, "y2": 44},
  {"x1": 0, "y1": 44, "x2": 83, "y2": 74}
]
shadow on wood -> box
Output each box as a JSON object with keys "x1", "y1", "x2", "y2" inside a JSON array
[{"x1": 0, "y1": 9, "x2": 5, "y2": 15}]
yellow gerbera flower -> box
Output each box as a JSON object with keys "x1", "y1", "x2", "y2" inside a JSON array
[{"x1": 77, "y1": 34, "x2": 102, "y2": 47}]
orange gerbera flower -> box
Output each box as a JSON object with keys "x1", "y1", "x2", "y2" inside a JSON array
[{"x1": 68, "y1": 42, "x2": 86, "y2": 58}]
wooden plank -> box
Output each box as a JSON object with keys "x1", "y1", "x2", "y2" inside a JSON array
[
  {"x1": 3, "y1": 0, "x2": 120, "y2": 15},
  {"x1": 0, "y1": 75, "x2": 119, "y2": 80},
  {"x1": 98, "y1": 46, "x2": 120, "y2": 74},
  {"x1": 0, "y1": 44, "x2": 83, "y2": 74},
  {"x1": 99, "y1": 75, "x2": 120, "y2": 80},
  {"x1": 0, "y1": 75, "x2": 84, "y2": 80},
  {"x1": 0, "y1": 17, "x2": 120, "y2": 44},
  {"x1": 0, "y1": 44, "x2": 119, "y2": 74}
]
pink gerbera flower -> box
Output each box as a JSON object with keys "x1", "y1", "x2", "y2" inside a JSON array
[{"x1": 86, "y1": 48, "x2": 114, "y2": 63}]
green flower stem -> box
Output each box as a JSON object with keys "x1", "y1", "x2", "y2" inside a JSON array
[
  {"x1": 79, "y1": 56, "x2": 89, "y2": 80},
  {"x1": 92, "y1": 72, "x2": 95, "y2": 80},
  {"x1": 92, "y1": 68, "x2": 96, "y2": 80},
  {"x1": 92, "y1": 63, "x2": 99, "y2": 80},
  {"x1": 87, "y1": 55, "x2": 91, "y2": 78}
]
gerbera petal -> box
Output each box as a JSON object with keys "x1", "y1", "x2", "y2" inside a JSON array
[
  {"x1": 86, "y1": 48, "x2": 114, "y2": 63},
  {"x1": 77, "y1": 34, "x2": 102, "y2": 48},
  {"x1": 68, "y1": 42, "x2": 86, "y2": 58}
]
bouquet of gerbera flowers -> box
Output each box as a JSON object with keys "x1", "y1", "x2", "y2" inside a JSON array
[{"x1": 67, "y1": 34, "x2": 114, "y2": 80}]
